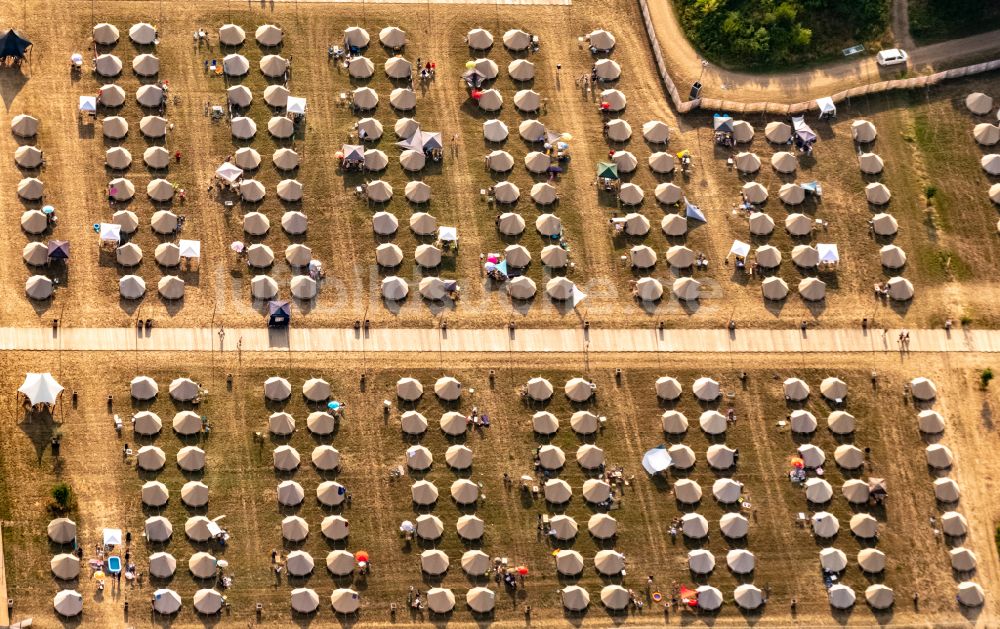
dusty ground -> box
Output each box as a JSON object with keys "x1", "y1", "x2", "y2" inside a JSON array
[
  {"x1": 0, "y1": 1, "x2": 998, "y2": 331},
  {"x1": 0, "y1": 349, "x2": 997, "y2": 627}
]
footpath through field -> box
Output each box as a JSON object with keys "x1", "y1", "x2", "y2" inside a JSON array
[{"x1": 5, "y1": 326, "x2": 1000, "y2": 354}]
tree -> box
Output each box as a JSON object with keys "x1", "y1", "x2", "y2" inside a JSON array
[{"x1": 51, "y1": 482, "x2": 73, "y2": 512}]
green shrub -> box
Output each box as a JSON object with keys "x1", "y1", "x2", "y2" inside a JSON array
[
  {"x1": 981, "y1": 368, "x2": 994, "y2": 389},
  {"x1": 50, "y1": 482, "x2": 73, "y2": 512}
]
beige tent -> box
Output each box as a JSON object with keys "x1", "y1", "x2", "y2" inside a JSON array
[
  {"x1": 156, "y1": 276, "x2": 185, "y2": 301},
  {"x1": 834, "y1": 444, "x2": 864, "y2": 469},
  {"x1": 415, "y1": 514, "x2": 443, "y2": 540},
  {"x1": 503, "y1": 28, "x2": 531, "y2": 50},
  {"x1": 540, "y1": 245, "x2": 569, "y2": 269},
  {"x1": 493, "y1": 181, "x2": 519, "y2": 203},
  {"x1": 519, "y1": 118, "x2": 545, "y2": 141},
  {"x1": 859, "y1": 152, "x2": 884, "y2": 173},
  {"x1": 872, "y1": 212, "x2": 898, "y2": 236},
  {"x1": 22, "y1": 242, "x2": 47, "y2": 266},
  {"x1": 321, "y1": 515, "x2": 350, "y2": 540},
  {"x1": 966, "y1": 92, "x2": 994, "y2": 114},
  {"x1": 53, "y1": 590, "x2": 84, "y2": 617},
  {"x1": 17, "y1": 177, "x2": 43, "y2": 200},
  {"x1": 672, "y1": 277, "x2": 701, "y2": 301},
  {"x1": 508, "y1": 58, "x2": 534, "y2": 81},
  {"x1": 458, "y1": 551, "x2": 489, "y2": 577},
  {"x1": 409, "y1": 244, "x2": 440, "y2": 269},
  {"x1": 548, "y1": 514, "x2": 577, "y2": 541},
  {"x1": 622, "y1": 213, "x2": 650, "y2": 236},
  {"x1": 506, "y1": 276, "x2": 536, "y2": 300},
  {"x1": 194, "y1": 589, "x2": 225, "y2": 614},
  {"x1": 754, "y1": 245, "x2": 781, "y2": 269},
  {"x1": 419, "y1": 276, "x2": 450, "y2": 300},
  {"x1": 466, "y1": 587, "x2": 495, "y2": 613},
  {"x1": 264, "y1": 376, "x2": 292, "y2": 401},
  {"x1": 527, "y1": 183, "x2": 557, "y2": 207},
  {"x1": 144, "y1": 145, "x2": 170, "y2": 168},
  {"x1": 850, "y1": 513, "x2": 879, "y2": 538},
  {"x1": 273, "y1": 147, "x2": 299, "y2": 170},
  {"x1": 219, "y1": 24, "x2": 246, "y2": 46},
  {"x1": 811, "y1": 511, "x2": 839, "y2": 537},
  {"x1": 174, "y1": 446, "x2": 205, "y2": 472},
  {"x1": 576, "y1": 444, "x2": 605, "y2": 470},
  {"x1": 146, "y1": 178, "x2": 175, "y2": 202},
  {"x1": 829, "y1": 584, "x2": 856, "y2": 609},
  {"x1": 103, "y1": 116, "x2": 129, "y2": 139},
  {"x1": 268, "y1": 411, "x2": 295, "y2": 436},
  {"x1": 316, "y1": 481, "x2": 346, "y2": 506},
  {"x1": 734, "y1": 584, "x2": 763, "y2": 610},
  {"x1": 230, "y1": 116, "x2": 257, "y2": 140},
  {"x1": 805, "y1": 478, "x2": 832, "y2": 503},
  {"x1": 248, "y1": 276, "x2": 277, "y2": 301},
  {"x1": 682, "y1": 512, "x2": 709, "y2": 538},
  {"x1": 439, "y1": 411, "x2": 467, "y2": 436},
  {"x1": 692, "y1": 377, "x2": 720, "y2": 401},
  {"x1": 483, "y1": 119, "x2": 508, "y2": 142},
  {"x1": 477, "y1": 89, "x2": 503, "y2": 111},
  {"x1": 648, "y1": 152, "x2": 675, "y2": 175},
  {"x1": 432, "y1": 376, "x2": 462, "y2": 402},
  {"x1": 950, "y1": 548, "x2": 977, "y2": 572},
  {"x1": 974, "y1": 123, "x2": 1000, "y2": 146},
  {"x1": 982, "y1": 154, "x2": 1000, "y2": 175},
  {"x1": 264, "y1": 85, "x2": 290, "y2": 108},
  {"x1": 790, "y1": 409, "x2": 817, "y2": 433},
  {"x1": 544, "y1": 478, "x2": 572, "y2": 503},
  {"x1": 879, "y1": 244, "x2": 906, "y2": 269},
  {"x1": 15, "y1": 144, "x2": 43, "y2": 169},
  {"x1": 673, "y1": 478, "x2": 702, "y2": 504},
  {"x1": 774, "y1": 183, "x2": 804, "y2": 206},
  {"x1": 375, "y1": 243, "x2": 403, "y2": 267},
  {"x1": 347, "y1": 56, "x2": 374, "y2": 78},
  {"x1": 129, "y1": 22, "x2": 156, "y2": 45},
  {"x1": 546, "y1": 276, "x2": 575, "y2": 301},
  {"x1": 273, "y1": 444, "x2": 301, "y2": 471},
  {"x1": 735, "y1": 152, "x2": 761, "y2": 173},
  {"x1": 911, "y1": 376, "x2": 937, "y2": 400},
  {"x1": 399, "y1": 149, "x2": 426, "y2": 171},
  {"x1": 918, "y1": 409, "x2": 945, "y2": 433},
  {"x1": 133, "y1": 54, "x2": 160, "y2": 77},
  {"x1": 256, "y1": 24, "x2": 284, "y2": 46},
  {"x1": 281, "y1": 515, "x2": 309, "y2": 542},
  {"x1": 185, "y1": 516, "x2": 213, "y2": 541},
  {"x1": 401, "y1": 181, "x2": 431, "y2": 205},
  {"x1": 372, "y1": 212, "x2": 398, "y2": 236},
  {"x1": 344, "y1": 25, "x2": 370, "y2": 47},
  {"x1": 865, "y1": 584, "x2": 894, "y2": 610},
  {"x1": 95, "y1": 53, "x2": 123, "y2": 77},
  {"x1": 820, "y1": 547, "x2": 847, "y2": 572},
  {"x1": 242, "y1": 212, "x2": 269, "y2": 235},
  {"x1": 799, "y1": 443, "x2": 825, "y2": 467},
  {"x1": 223, "y1": 53, "x2": 250, "y2": 76},
  {"x1": 585, "y1": 513, "x2": 616, "y2": 539},
  {"x1": 655, "y1": 376, "x2": 682, "y2": 400},
  {"x1": 291, "y1": 588, "x2": 320, "y2": 613},
  {"x1": 627, "y1": 245, "x2": 657, "y2": 269},
  {"x1": 112, "y1": 210, "x2": 139, "y2": 234},
  {"x1": 11, "y1": 113, "x2": 38, "y2": 137},
  {"x1": 852, "y1": 119, "x2": 877, "y2": 143},
  {"x1": 93, "y1": 22, "x2": 119, "y2": 43},
  {"x1": 494, "y1": 213, "x2": 524, "y2": 237},
  {"x1": 48, "y1": 517, "x2": 77, "y2": 543},
  {"x1": 771, "y1": 151, "x2": 797, "y2": 173},
  {"x1": 555, "y1": 549, "x2": 584, "y2": 575},
  {"x1": 290, "y1": 275, "x2": 317, "y2": 300},
  {"x1": 268, "y1": 116, "x2": 294, "y2": 139},
  {"x1": 379, "y1": 276, "x2": 407, "y2": 301},
  {"x1": 108, "y1": 178, "x2": 135, "y2": 201},
  {"x1": 699, "y1": 410, "x2": 727, "y2": 435},
  {"x1": 118, "y1": 275, "x2": 145, "y2": 300},
  {"x1": 465, "y1": 28, "x2": 493, "y2": 50},
  {"x1": 732, "y1": 120, "x2": 754, "y2": 143},
  {"x1": 748, "y1": 212, "x2": 775, "y2": 236},
  {"x1": 957, "y1": 582, "x2": 985, "y2": 606},
  {"x1": 426, "y1": 588, "x2": 455, "y2": 614},
  {"x1": 791, "y1": 244, "x2": 819, "y2": 268},
  {"x1": 565, "y1": 377, "x2": 595, "y2": 402},
  {"x1": 582, "y1": 478, "x2": 611, "y2": 504},
  {"x1": 926, "y1": 443, "x2": 954, "y2": 469},
  {"x1": 181, "y1": 481, "x2": 209, "y2": 507},
  {"x1": 247, "y1": 243, "x2": 274, "y2": 269},
  {"x1": 611, "y1": 150, "x2": 638, "y2": 173},
  {"x1": 866, "y1": 182, "x2": 891, "y2": 204},
  {"x1": 606, "y1": 118, "x2": 632, "y2": 142},
  {"x1": 727, "y1": 548, "x2": 755, "y2": 574},
  {"x1": 285, "y1": 243, "x2": 311, "y2": 267},
  {"x1": 594, "y1": 550, "x2": 626, "y2": 576},
  {"x1": 886, "y1": 276, "x2": 913, "y2": 300},
  {"x1": 524, "y1": 150, "x2": 551, "y2": 173},
  {"x1": 472, "y1": 57, "x2": 499, "y2": 79},
  {"x1": 390, "y1": 87, "x2": 417, "y2": 111},
  {"x1": 395, "y1": 117, "x2": 420, "y2": 139},
  {"x1": 145, "y1": 515, "x2": 172, "y2": 542},
  {"x1": 104, "y1": 146, "x2": 131, "y2": 170},
  {"x1": 742, "y1": 181, "x2": 768, "y2": 204},
  {"x1": 827, "y1": 410, "x2": 855, "y2": 435},
  {"x1": 513, "y1": 89, "x2": 541, "y2": 113},
  {"x1": 173, "y1": 410, "x2": 203, "y2": 435},
  {"x1": 352, "y1": 87, "x2": 378, "y2": 110},
  {"x1": 380, "y1": 26, "x2": 407, "y2": 48},
  {"x1": 600, "y1": 88, "x2": 626, "y2": 111},
  {"x1": 560, "y1": 586, "x2": 590, "y2": 611},
  {"x1": 532, "y1": 411, "x2": 558, "y2": 435},
  {"x1": 642, "y1": 120, "x2": 669, "y2": 144},
  {"x1": 364, "y1": 180, "x2": 393, "y2": 203},
  {"x1": 446, "y1": 444, "x2": 474, "y2": 470},
  {"x1": 412, "y1": 479, "x2": 439, "y2": 505},
  {"x1": 858, "y1": 548, "x2": 886, "y2": 573},
  {"x1": 98, "y1": 84, "x2": 126, "y2": 107},
  {"x1": 451, "y1": 479, "x2": 479, "y2": 504},
  {"x1": 783, "y1": 377, "x2": 810, "y2": 400},
  {"x1": 707, "y1": 444, "x2": 735, "y2": 470},
  {"x1": 601, "y1": 585, "x2": 629, "y2": 610},
  {"x1": 567, "y1": 411, "x2": 597, "y2": 435},
  {"x1": 149, "y1": 553, "x2": 177, "y2": 578},
  {"x1": 189, "y1": 551, "x2": 219, "y2": 578},
  {"x1": 536, "y1": 213, "x2": 562, "y2": 236}
]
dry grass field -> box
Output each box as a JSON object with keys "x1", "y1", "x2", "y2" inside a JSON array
[
  {"x1": 0, "y1": 349, "x2": 998, "y2": 627},
  {"x1": 0, "y1": 0, "x2": 998, "y2": 331}
]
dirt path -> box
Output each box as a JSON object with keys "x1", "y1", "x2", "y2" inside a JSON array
[
  {"x1": 644, "y1": 0, "x2": 1000, "y2": 104},
  {"x1": 891, "y1": 0, "x2": 915, "y2": 50}
]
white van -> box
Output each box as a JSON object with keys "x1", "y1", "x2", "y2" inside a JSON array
[{"x1": 876, "y1": 48, "x2": 909, "y2": 66}]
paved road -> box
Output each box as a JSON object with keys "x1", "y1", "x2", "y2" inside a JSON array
[
  {"x1": 645, "y1": 0, "x2": 1000, "y2": 104},
  {"x1": 8, "y1": 326, "x2": 999, "y2": 353}
]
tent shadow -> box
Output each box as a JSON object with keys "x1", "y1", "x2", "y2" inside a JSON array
[{"x1": 0, "y1": 66, "x2": 29, "y2": 111}]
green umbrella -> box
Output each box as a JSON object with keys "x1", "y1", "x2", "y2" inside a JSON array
[{"x1": 596, "y1": 162, "x2": 618, "y2": 179}]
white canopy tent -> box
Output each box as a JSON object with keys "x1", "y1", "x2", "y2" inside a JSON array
[{"x1": 19, "y1": 373, "x2": 64, "y2": 406}]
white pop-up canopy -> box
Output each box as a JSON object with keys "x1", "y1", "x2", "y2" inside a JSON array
[
  {"x1": 817, "y1": 243, "x2": 840, "y2": 264},
  {"x1": 79, "y1": 96, "x2": 97, "y2": 113},
  {"x1": 287, "y1": 96, "x2": 307, "y2": 114},
  {"x1": 19, "y1": 373, "x2": 64, "y2": 405},
  {"x1": 103, "y1": 528, "x2": 122, "y2": 546},
  {"x1": 99, "y1": 223, "x2": 122, "y2": 243},
  {"x1": 179, "y1": 240, "x2": 201, "y2": 258},
  {"x1": 729, "y1": 240, "x2": 751, "y2": 258},
  {"x1": 215, "y1": 162, "x2": 243, "y2": 183},
  {"x1": 438, "y1": 226, "x2": 457, "y2": 242},
  {"x1": 816, "y1": 97, "x2": 836, "y2": 117}
]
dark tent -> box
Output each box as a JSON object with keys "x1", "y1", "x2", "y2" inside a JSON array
[
  {"x1": 268, "y1": 300, "x2": 290, "y2": 327},
  {"x1": 47, "y1": 240, "x2": 70, "y2": 260},
  {"x1": 0, "y1": 29, "x2": 31, "y2": 61}
]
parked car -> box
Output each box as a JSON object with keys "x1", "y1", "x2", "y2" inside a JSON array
[{"x1": 876, "y1": 48, "x2": 909, "y2": 66}]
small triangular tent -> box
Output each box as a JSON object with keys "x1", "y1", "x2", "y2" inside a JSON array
[{"x1": 0, "y1": 29, "x2": 31, "y2": 60}]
